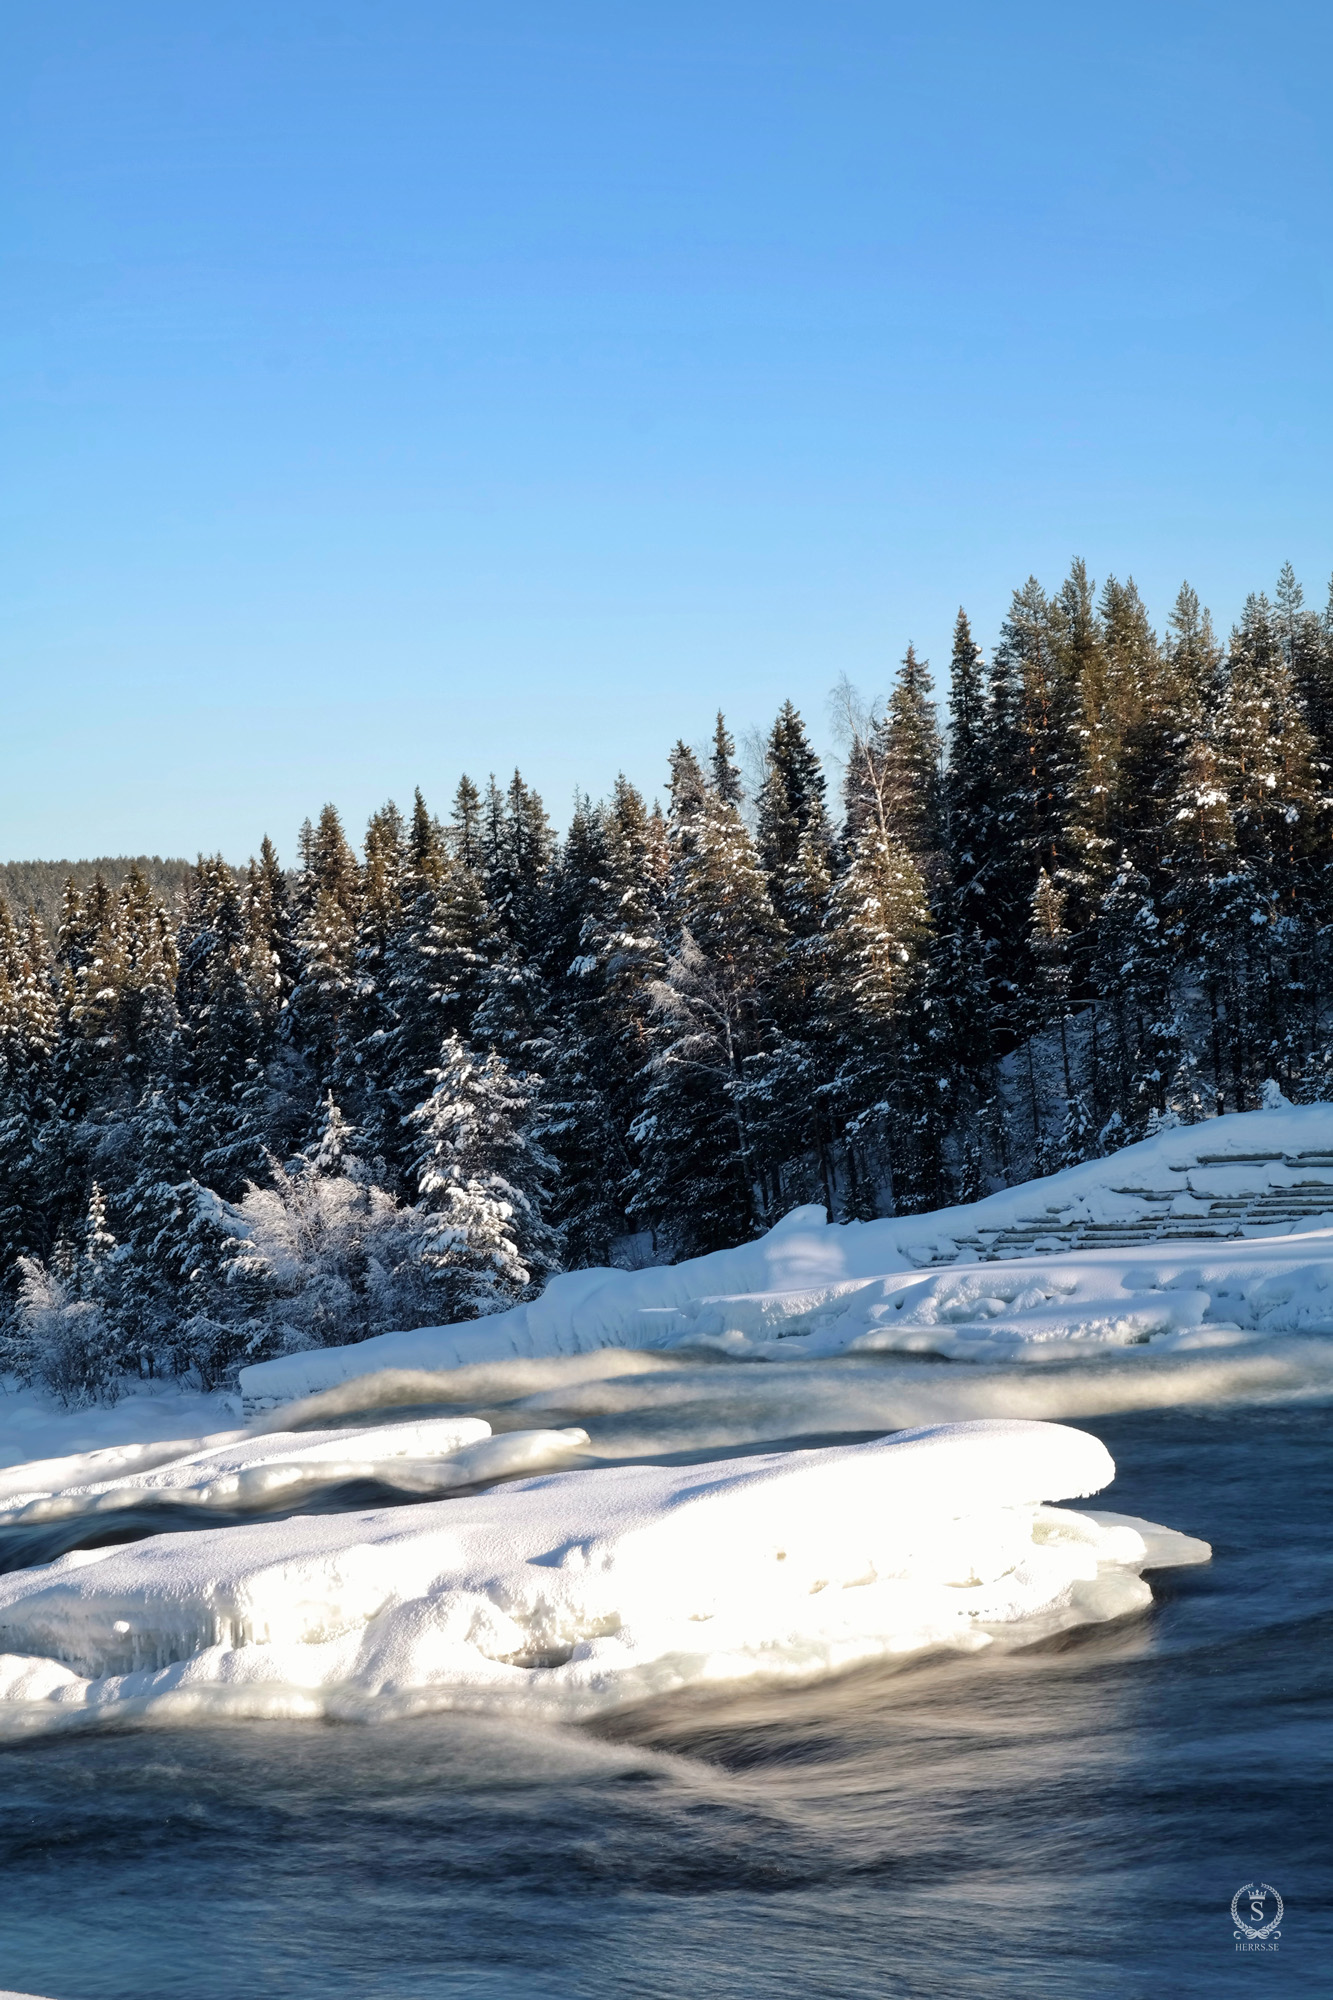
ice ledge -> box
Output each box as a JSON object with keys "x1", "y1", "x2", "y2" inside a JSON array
[{"x1": 0, "y1": 1419, "x2": 1208, "y2": 1730}]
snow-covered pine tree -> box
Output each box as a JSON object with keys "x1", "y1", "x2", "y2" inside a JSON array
[
  {"x1": 242, "y1": 835, "x2": 298, "y2": 1042},
  {"x1": 971, "y1": 585, "x2": 1040, "y2": 1025},
  {"x1": 943, "y1": 608, "x2": 989, "y2": 924},
  {"x1": 1026, "y1": 870, "x2": 1081, "y2": 1166},
  {"x1": 472, "y1": 772, "x2": 556, "y2": 1066},
  {"x1": 666, "y1": 742, "x2": 709, "y2": 863},
  {"x1": 345, "y1": 800, "x2": 411, "y2": 1161},
  {"x1": 374, "y1": 792, "x2": 492, "y2": 1196},
  {"x1": 115, "y1": 865, "x2": 182, "y2": 1103},
  {"x1": 1055, "y1": 559, "x2": 1117, "y2": 942},
  {"x1": 287, "y1": 806, "x2": 362, "y2": 1097},
  {"x1": 1099, "y1": 575, "x2": 1166, "y2": 875},
  {"x1": 411, "y1": 1032, "x2": 561, "y2": 1317},
  {"x1": 880, "y1": 644, "x2": 945, "y2": 895},
  {"x1": 0, "y1": 899, "x2": 55, "y2": 1277},
  {"x1": 449, "y1": 774, "x2": 484, "y2": 875},
  {"x1": 545, "y1": 775, "x2": 667, "y2": 1263},
  {"x1": 536, "y1": 795, "x2": 620, "y2": 1264},
  {"x1": 820, "y1": 823, "x2": 931, "y2": 1215},
  {"x1": 1090, "y1": 855, "x2": 1180, "y2": 1140},
  {"x1": 990, "y1": 578, "x2": 1079, "y2": 939},
  {"x1": 937, "y1": 611, "x2": 1008, "y2": 1186},
  {"x1": 1161, "y1": 697, "x2": 1243, "y2": 1116},
  {"x1": 756, "y1": 701, "x2": 833, "y2": 930},
  {"x1": 1277, "y1": 561, "x2": 1333, "y2": 775},
  {"x1": 1216, "y1": 593, "x2": 1325, "y2": 1096},
  {"x1": 225, "y1": 1096, "x2": 438, "y2": 1356},
  {"x1": 176, "y1": 858, "x2": 265, "y2": 1198},
  {"x1": 710, "y1": 711, "x2": 744, "y2": 806},
  {"x1": 9, "y1": 1176, "x2": 124, "y2": 1404},
  {"x1": 631, "y1": 763, "x2": 782, "y2": 1255}
]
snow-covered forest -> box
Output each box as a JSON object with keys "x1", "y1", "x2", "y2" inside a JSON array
[{"x1": 3, "y1": 560, "x2": 1332, "y2": 1400}]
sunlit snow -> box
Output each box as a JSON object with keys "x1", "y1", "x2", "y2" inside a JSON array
[{"x1": 0, "y1": 1419, "x2": 1207, "y2": 1731}]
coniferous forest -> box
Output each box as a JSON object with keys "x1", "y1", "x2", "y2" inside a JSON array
[{"x1": 4, "y1": 561, "x2": 1332, "y2": 1400}]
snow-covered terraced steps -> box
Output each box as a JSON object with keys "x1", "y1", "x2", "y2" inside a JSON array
[{"x1": 947, "y1": 1149, "x2": 1333, "y2": 1262}]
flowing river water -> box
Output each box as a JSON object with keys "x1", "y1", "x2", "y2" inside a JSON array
[{"x1": 0, "y1": 1361, "x2": 1329, "y2": 1999}]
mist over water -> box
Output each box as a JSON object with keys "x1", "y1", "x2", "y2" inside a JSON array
[{"x1": 0, "y1": 1372, "x2": 1329, "y2": 1996}]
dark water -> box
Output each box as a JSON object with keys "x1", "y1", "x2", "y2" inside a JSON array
[{"x1": 0, "y1": 1403, "x2": 1329, "y2": 2000}]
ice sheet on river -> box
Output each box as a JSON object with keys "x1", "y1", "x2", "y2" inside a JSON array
[
  {"x1": 0, "y1": 1417, "x2": 590, "y2": 1527},
  {"x1": 242, "y1": 1102, "x2": 1333, "y2": 1409},
  {"x1": 0, "y1": 1419, "x2": 1207, "y2": 1730}
]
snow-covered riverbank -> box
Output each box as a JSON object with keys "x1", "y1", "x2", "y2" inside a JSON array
[{"x1": 240, "y1": 1106, "x2": 1333, "y2": 1408}]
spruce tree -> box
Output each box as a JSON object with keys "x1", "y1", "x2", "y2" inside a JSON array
[
  {"x1": 1056, "y1": 559, "x2": 1117, "y2": 936},
  {"x1": 1216, "y1": 594, "x2": 1323, "y2": 1095},
  {"x1": 242, "y1": 836, "x2": 298, "y2": 1047},
  {"x1": 711, "y1": 712, "x2": 744, "y2": 806},
  {"x1": 820, "y1": 824, "x2": 932, "y2": 1214},
  {"x1": 1090, "y1": 856, "x2": 1180, "y2": 1139},
  {"x1": 630, "y1": 770, "x2": 781, "y2": 1254},
  {"x1": 1026, "y1": 871, "x2": 1079, "y2": 1161},
  {"x1": 287, "y1": 804, "x2": 362, "y2": 1100},
  {"x1": 880, "y1": 644, "x2": 945, "y2": 887},
  {"x1": 450, "y1": 776, "x2": 485, "y2": 875},
  {"x1": 472, "y1": 773, "x2": 556, "y2": 1065},
  {"x1": 943, "y1": 609, "x2": 989, "y2": 921},
  {"x1": 1099, "y1": 575, "x2": 1163, "y2": 868},
  {"x1": 1277, "y1": 562, "x2": 1333, "y2": 771},
  {"x1": 347, "y1": 801, "x2": 410, "y2": 1159},
  {"x1": 546, "y1": 775, "x2": 667, "y2": 1263},
  {"x1": 411, "y1": 1032, "x2": 561, "y2": 1314}
]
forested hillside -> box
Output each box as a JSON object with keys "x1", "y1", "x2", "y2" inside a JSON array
[
  {"x1": 3, "y1": 559, "x2": 1331, "y2": 1400},
  {"x1": 0, "y1": 857, "x2": 199, "y2": 932}
]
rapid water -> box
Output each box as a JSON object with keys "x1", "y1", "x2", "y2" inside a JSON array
[{"x1": 0, "y1": 1392, "x2": 1329, "y2": 1998}]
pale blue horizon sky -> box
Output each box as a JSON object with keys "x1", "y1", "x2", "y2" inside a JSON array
[{"x1": 3, "y1": 2, "x2": 1332, "y2": 865}]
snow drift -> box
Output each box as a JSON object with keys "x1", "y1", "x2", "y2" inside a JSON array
[
  {"x1": 240, "y1": 1105, "x2": 1333, "y2": 1409},
  {"x1": 0, "y1": 1419, "x2": 1207, "y2": 1731}
]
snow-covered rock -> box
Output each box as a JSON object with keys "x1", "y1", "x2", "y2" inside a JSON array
[
  {"x1": 0, "y1": 1419, "x2": 1208, "y2": 1730},
  {"x1": 240, "y1": 1105, "x2": 1333, "y2": 1409}
]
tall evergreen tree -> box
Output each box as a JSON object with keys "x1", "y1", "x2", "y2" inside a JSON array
[
  {"x1": 288, "y1": 805, "x2": 362, "y2": 1095},
  {"x1": 821, "y1": 824, "x2": 932, "y2": 1214},
  {"x1": 756, "y1": 701, "x2": 831, "y2": 929},
  {"x1": 710, "y1": 712, "x2": 744, "y2": 806},
  {"x1": 943, "y1": 609, "x2": 989, "y2": 918},
  {"x1": 880, "y1": 645, "x2": 945, "y2": 889}
]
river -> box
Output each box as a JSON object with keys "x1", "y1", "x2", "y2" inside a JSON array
[{"x1": 0, "y1": 1391, "x2": 1328, "y2": 1998}]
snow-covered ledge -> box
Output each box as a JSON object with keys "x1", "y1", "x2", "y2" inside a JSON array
[{"x1": 0, "y1": 1420, "x2": 1208, "y2": 1730}]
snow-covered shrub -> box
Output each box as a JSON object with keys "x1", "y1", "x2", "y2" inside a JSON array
[
  {"x1": 226, "y1": 1152, "x2": 443, "y2": 1352},
  {"x1": 11, "y1": 1254, "x2": 121, "y2": 1407}
]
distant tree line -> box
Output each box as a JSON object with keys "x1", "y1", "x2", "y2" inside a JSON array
[{"x1": 3, "y1": 559, "x2": 1332, "y2": 1400}]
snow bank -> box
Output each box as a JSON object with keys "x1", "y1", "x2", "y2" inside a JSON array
[
  {"x1": 0, "y1": 1420, "x2": 1207, "y2": 1731},
  {"x1": 241, "y1": 1103, "x2": 1333, "y2": 1408},
  {"x1": 0, "y1": 1381, "x2": 241, "y2": 1473},
  {"x1": 0, "y1": 1416, "x2": 590, "y2": 1527}
]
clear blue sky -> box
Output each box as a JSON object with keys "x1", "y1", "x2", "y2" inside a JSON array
[{"x1": 3, "y1": 1, "x2": 1331, "y2": 865}]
